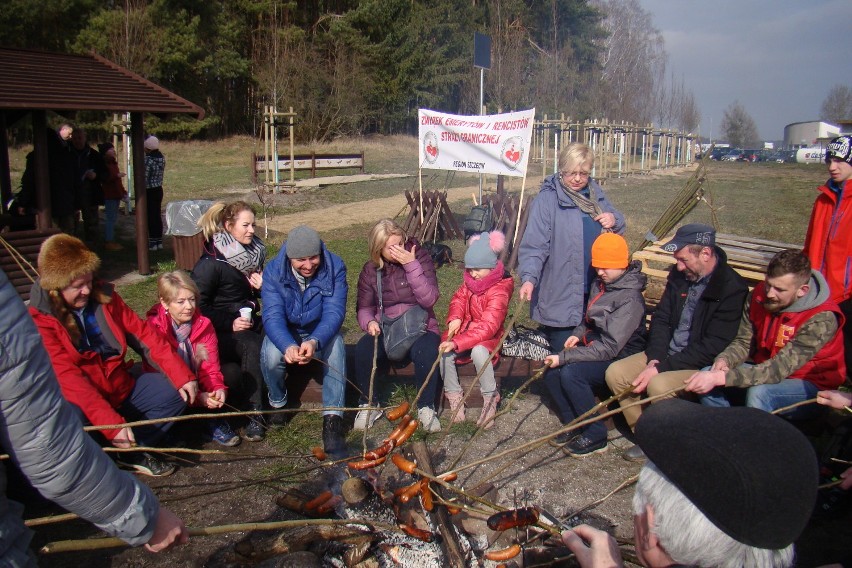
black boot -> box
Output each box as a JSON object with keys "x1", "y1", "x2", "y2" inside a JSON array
[
  {"x1": 322, "y1": 414, "x2": 347, "y2": 459},
  {"x1": 243, "y1": 405, "x2": 267, "y2": 442}
]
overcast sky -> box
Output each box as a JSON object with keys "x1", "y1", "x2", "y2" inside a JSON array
[{"x1": 637, "y1": 0, "x2": 852, "y2": 142}]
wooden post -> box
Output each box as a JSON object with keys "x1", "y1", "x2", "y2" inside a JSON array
[
  {"x1": 0, "y1": 112, "x2": 11, "y2": 212},
  {"x1": 130, "y1": 112, "x2": 150, "y2": 275},
  {"x1": 32, "y1": 111, "x2": 51, "y2": 230},
  {"x1": 408, "y1": 441, "x2": 467, "y2": 568}
]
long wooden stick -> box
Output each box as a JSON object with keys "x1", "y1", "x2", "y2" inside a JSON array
[
  {"x1": 363, "y1": 335, "x2": 380, "y2": 453},
  {"x1": 40, "y1": 518, "x2": 397, "y2": 554},
  {"x1": 449, "y1": 386, "x2": 687, "y2": 475},
  {"x1": 770, "y1": 397, "x2": 817, "y2": 415}
]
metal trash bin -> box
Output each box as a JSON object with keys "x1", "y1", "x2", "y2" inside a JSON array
[{"x1": 165, "y1": 200, "x2": 213, "y2": 270}]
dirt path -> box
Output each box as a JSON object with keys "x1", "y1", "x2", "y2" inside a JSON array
[{"x1": 264, "y1": 183, "x2": 512, "y2": 234}]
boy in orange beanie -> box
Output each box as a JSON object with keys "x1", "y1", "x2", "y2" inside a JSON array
[{"x1": 543, "y1": 233, "x2": 647, "y2": 456}]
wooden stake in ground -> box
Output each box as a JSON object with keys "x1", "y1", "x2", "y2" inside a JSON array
[{"x1": 409, "y1": 441, "x2": 468, "y2": 568}]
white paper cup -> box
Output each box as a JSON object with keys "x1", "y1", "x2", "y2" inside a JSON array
[{"x1": 239, "y1": 307, "x2": 252, "y2": 321}]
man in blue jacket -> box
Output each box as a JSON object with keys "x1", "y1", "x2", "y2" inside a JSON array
[{"x1": 261, "y1": 225, "x2": 348, "y2": 457}]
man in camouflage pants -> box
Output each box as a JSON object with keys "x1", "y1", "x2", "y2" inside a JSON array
[{"x1": 685, "y1": 249, "x2": 846, "y2": 418}]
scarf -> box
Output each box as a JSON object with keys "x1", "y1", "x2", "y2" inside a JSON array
[
  {"x1": 464, "y1": 261, "x2": 506, "y2": 295},
  {"x1": 291, "y1": 265, "x2": 313, "y2": 292},
  {"x1": 213, "y1": 231, "x2": 266, "y2": 276},
  {"x1": 558, "y1": 177, "x2": 604, "y2": 219},
  {"x1": 172, "y1": 320, "x2": 196, "y2": 372}
]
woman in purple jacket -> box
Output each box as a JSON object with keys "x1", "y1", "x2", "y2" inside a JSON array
[{"x1": 354, "y1": 219, "x2": 442, "y2": 432}]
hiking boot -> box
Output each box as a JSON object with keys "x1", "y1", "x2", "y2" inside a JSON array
[
  {"x1": 116, "y1": 452, "x2": 175, "y2": 477},
  {"x1": 549, "y1": 430, "x2": 577, "y2": 448},
  {"x1": 267, "y1": 409, "x2": 291, "y2": 428},
  {"x1": 418, "y1": 406, "x2": 442, "y2": 433},
  {"x1": 563, "y1": 434, "x2": 608, "y2": 458},
  {"x1": 622, "y1": 444, "x2": 647, "y2": 463},
  {"x1": 207, "y1": 419, "x2": 240, "y2": 447},
  {"x1": 243, "y1": 408, "x2": 267, "y2": 442},
  {"x1": 353, "y1": 404, "x2": 381, "y2": 431},
  {"x1": 477, "y1": 392, "x2": 501, "y2": 430},
  {"x1": 444, "y1": 390, "x2": 466, "y2": 423},
  {"x1": 322, "y1": 415, "x2": 347, "y2": 459}
]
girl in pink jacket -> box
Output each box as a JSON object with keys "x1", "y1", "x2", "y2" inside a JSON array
[
  {"x1": 439, "y1": 231, "x2": 514, "y2": 429},
  {"x1": 146, "y1": 270, "x2": 241, "y2": 446}
]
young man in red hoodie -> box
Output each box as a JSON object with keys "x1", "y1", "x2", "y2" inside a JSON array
[{"x1": 803, "y1": 135, "x2": 852, "y2": 378}]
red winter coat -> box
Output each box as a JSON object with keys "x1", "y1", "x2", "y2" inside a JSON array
[
  {"x1": 442, "y1": 262, "x2": 514, "y2": 364},
  {"x1": 145, "y1": 303, "x2": 226, "y2": 398},
  {"x1": 803, "y1": 179, "x2": 852, "y2": 303},
  {"x1": 28, "y1": 283, "x2": 195, "y2": 441}
]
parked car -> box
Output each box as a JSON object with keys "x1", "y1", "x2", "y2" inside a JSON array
[
  {"x1": 710, "y1": 147, "x2": 729, "y2": 161},
  {"x1": 722, "y1": 150, "x2": 744, "y2": 161}
]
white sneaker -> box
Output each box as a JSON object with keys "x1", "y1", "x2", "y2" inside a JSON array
[
  {"x1": 418, "y1": 406, "x2": 442, "y2": 433},
  {"x1": 353, "y1": 404, "x2": 381, "y2": 431}
]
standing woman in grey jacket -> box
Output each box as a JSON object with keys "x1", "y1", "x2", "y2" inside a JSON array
[
  {"x1": 542, "y1": 234, "x2": 646, "y2": 457},
  {"x1": 0, "y1": 269, "x2": 187, "y2": 564},
  {"x1": 518, "y1": 142, "x2": 626, "y2": 351}
]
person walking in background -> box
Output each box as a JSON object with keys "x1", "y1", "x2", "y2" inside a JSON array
[
  {"x1": 99, "y1": 142, "x2": 127, "y2": 251},
  {"x1": 0, "y1": 267, "x2": 188, "y2": 564},
  {"x1": 261, "y1": 225, "x2": 348, "y2": 457},
  {"x1": 803, "y1": 135, "x2": 852, "y2": 377},
  {"x1": 144, "y1": 135, "x2": 165, "y2": 251},
  {"x1": 192, "y1": 201, "x2": 268, "y2": 441},
  {"x1": 70, "y1": 127, "x2": 105, "y2": 244},
  {"x1": 518, "y1": 142, "x2": 625, "y2": 352},
  {"x1": 439, "y1": 231, "x2": 513, "y2": 430}
]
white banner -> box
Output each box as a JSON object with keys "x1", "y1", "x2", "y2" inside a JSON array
[{"x1": 418, "y1": 108, "x2": 535, "y2": 177}]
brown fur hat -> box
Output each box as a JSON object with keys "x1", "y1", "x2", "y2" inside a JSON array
[{"x1": 38, "y1": 234, "x2": 101, "y2": 290}]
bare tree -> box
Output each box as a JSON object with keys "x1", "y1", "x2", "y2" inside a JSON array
[
  {"x1": 721, "y1": 101, "x2": 760, "y2": 147},
  {"x1": 820, "y1": 84, "x2": 852, "y2": 125},
  {"x1": 592, "y1": 0, "x2": 666, "y2": 123}
]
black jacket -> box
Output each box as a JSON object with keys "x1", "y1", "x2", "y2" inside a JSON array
[
  {"x1": 645, "y1": 248, "x2": 748, "y2": 372},
  {"x1": 191, "y1": 239, "x2": 262, "y2": 334}
]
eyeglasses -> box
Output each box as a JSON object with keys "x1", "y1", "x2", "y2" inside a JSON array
[{"x1": 560, "y1": 170, "x2": 591, "y2": 179}]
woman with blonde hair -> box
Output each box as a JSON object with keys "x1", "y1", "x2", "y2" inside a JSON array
[
  {"x1": 354, "y1": 219, "x2": 442, "y2": 432},
  {"x1": 518, "y1": 142, "x2": 626, "y2": 352},
  {"x1": 191, "y1": 201, "x2": 268, "y2": 441},
  {"x1": 146, "y1": 270, "x2": 245, "y2": 447}
]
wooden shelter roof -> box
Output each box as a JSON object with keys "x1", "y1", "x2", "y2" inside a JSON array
[{"x1": 0, "y1": 47, "x2": 204, "y2": 118}]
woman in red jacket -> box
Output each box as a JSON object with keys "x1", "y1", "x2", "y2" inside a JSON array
[
  {"x1": 28, "y1": 234, "x2": 195, "y2": 477},
  {"x1": 146, "y1": 271, "x2": 243, "y2": 447},
  {"x1": 439, "y1": 231, "x2": 513, "y2": 429}
]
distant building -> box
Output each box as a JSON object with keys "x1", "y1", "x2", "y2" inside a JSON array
[{"x1": 784, "y1": 121, "x2": 841, "y2": 149}]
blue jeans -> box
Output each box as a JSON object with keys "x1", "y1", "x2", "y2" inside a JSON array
[
  {"x1": 117, "y1": 372, "x2": 187, "y2": 446},
  {"x1": 104, "y1": 199, "x2": 120, "y2": 241},
  {"x1": 261, "y1": 334, "x2": 347, "y2": 417},
  {"x1": 700, "y1": 377, "x2": 822, "y2": 419},
  {"x1": 544, "y1": 359, "x2": 611, "y2": 442}
]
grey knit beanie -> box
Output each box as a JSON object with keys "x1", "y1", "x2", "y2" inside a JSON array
[
  {"x1": 285, "y1": 225, "x2": 322, "y2": 259},
  {"x1": 464, "y1": 231, "x2": 505, "y2": 269}
]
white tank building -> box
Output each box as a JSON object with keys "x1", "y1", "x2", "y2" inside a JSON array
[{"x1": 784, "y1": 121, "x2": 841, "y2": 149}]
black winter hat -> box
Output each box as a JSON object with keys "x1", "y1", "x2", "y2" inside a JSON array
[{"x1": 635, "y1": 399, "x2": 817, "y2": 550}]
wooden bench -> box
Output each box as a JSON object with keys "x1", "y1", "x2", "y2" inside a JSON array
[
  {"x1": 633, "y1": 233, "x2": 802, "y2": 307},
  {"x1": 284, "y1": 346, "x2": 536, "y2": 409},
  {"x1": 0, "y1": 228, "x2": 61, "y2": 302},
  {"x1": 252, "y1": 151, "x2": 365, "y2": 182}
]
